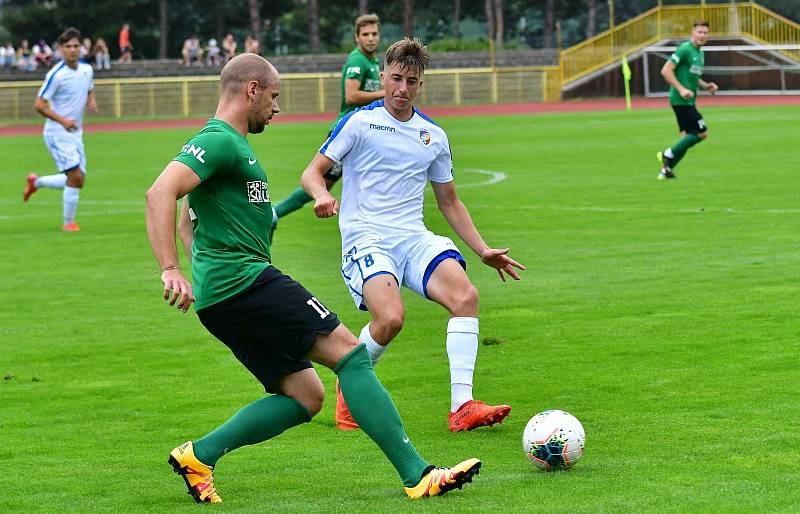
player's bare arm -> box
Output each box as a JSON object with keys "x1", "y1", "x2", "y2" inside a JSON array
[
  {"x1": 177, "y1": 197, "x2": 193, "y2": 262},
  {"x1": 87, "y1": 90, "x2": 99, "y2": 113},
  {"x1": 35, "y1": 96, "x2": 76, "y2": 131},
  {"x1": 300, "y1": 153, "x2": 339, "y2": 218},
  {"x1": 660, "y1": 61, "x2": 693, "y2": 99},
  {"x1": 698, "y1": 79, "x2": 718, "y2": 94},
  {"x1": 145, "y1": 161, "x2": 201, "y2": 312},
  {"x1": 431, "y1": 181, "x2": 525, "y2": 282},
  {"x1": 344, "y1": 78, "x2": 384, "y2": 105}
]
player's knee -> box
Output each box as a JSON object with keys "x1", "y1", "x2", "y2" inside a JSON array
[
  {"x1": 699, "y1": 131, "x2": 708, "y2": 140},
  {"x1": 449, "y1": 284, "x2": 479, "y2": 317},
  {"x1": 66, "y1": 170, "x2": 84, "y2": 187},
  {"x1": 295, "y1": 384, "x2": 325, "y2": 417},
  {"x1": 373, "y1": 312, "x2": 404, "y2": 343}
]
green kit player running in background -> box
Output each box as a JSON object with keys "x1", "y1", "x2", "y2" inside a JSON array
[
  {"x1": 270, "y1": 13, "x2": 384, "y2": 236},
  {"x1": 657, "y1": 20, "x2": 719, "y2": 180}
]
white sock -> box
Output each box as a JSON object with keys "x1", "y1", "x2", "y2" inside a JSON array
[
  {"x1": 63, "y1": 186, "x2": 80, "y2": 224},
  {"x1": 664, "y1": 148, "x2": 675, "y2": 159},
  {"x1": 360, "y1": 323, "x2": 386, "y2": 367},
  {"x1": 446, "y1": 316, "x2": 479, "y2": 412},
  {"x1": 36, "y1": 174, "x2": 68, "y2": 189}
]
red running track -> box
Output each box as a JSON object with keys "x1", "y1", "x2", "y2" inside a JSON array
[{"x1": 2, "y1": 95, "x2": 798, "y2": 137}]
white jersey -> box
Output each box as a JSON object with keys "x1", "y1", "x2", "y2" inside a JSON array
[
  {"x1": 320, "y1": 100, "x2": 454, "y2": 251},
  {"x1": 37, "y1": 61, "x2": 94, "y2": 136}
]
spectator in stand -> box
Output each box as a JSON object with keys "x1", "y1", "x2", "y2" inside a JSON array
[
  {"x1": 181, "y1": 36, "x2": 203, "y2": 66},
  {"x1": 94, "y1": 38, "x2": 110, "y2": 69},
  {"x1": 17, "y1": 39, "x2": 35, "y2": 71},
  {"x1": 206, "y1": 38, "x2": 221, "y2": 66},
  {"x1": 222, "y1": 33, "x2": 236, "y2": 63},
  {"x1": 33, "y1": 39, "x2": 53, "y2": 67},
  {"x1": 80, "y1": 37, "x2": 93, "y2": 62},
  {"x1": 0, "y1": 42, "x2": 15, "y2": 67},
  {"x1": 244, "y1": 35, "x2": 261, "y2": 55},
  {"x1": 118, "y1": 23, "x2": 133, "y2": 63}
]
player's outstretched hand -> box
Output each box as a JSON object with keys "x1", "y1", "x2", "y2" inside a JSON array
[
  {"x1": 313, "y1": 194, "x2": 339, "y2": 218},
  {"x1": 480, "y1": 247, "x2": 525, "y2": 282},
  {"x1": 161, "y1": 268, "x2": 195, "y2": 312},
  {"x1": 707, "y1": 82, "x2": 719, "y2": 95}
]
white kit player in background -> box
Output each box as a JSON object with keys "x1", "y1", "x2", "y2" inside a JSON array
[
  {"x1": 23, "y1": 27, "x2": 98, "y2": 232},
  {"x1": 301, "y1": 37, "x2": 526, "y2": 433}
]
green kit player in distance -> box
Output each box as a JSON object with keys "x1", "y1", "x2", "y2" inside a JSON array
[
  {"x1": 145, "y1": 53, "x2": 480, "y2": 504},
  {"x1": 270, "y1": 13, "x2": 384, "y2": 236},
  {"x1": 657, "y1": 20, "x2": 719, "y2": 180}
]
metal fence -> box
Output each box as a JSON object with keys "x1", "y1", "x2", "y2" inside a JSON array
[{"x1": 0, "y1": 66, "x2": 561, "y2": 122}]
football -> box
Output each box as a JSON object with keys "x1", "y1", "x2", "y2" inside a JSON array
[{"x1": 522, "y1": 410, "x2": 585, "y2": 470}]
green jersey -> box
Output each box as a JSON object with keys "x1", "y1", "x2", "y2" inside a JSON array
[
  {"x1": 335, "y1": 47, "x2": 381, "y2": 126},
  {"x1": 173, "y1": 119, "x2": 273, "y2": 310},
  {"x1": 668, "y1": 41, "x2": 704, "y2": 106}
]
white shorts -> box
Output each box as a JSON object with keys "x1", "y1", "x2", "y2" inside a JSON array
[
  {"x1": 44, "y1": 131, "x2": 86, "y2": 174},
  {"x1": 340, "y1": 231, "x2": 466, "y2": 311}
]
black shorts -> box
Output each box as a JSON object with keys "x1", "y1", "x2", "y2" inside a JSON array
[
  {"x1": 672, "y1": 105, "x2": 707, "y2": 134},
  {"x1": 322, "y1": 130, "x2": 343, "y2": 181},
  {"x1": 197, "y1": 266, "x2": 340, "y2": 393}
]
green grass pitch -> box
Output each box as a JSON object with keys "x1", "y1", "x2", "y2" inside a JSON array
[{"x1": 1, "y1": 105, "x2": 799, "y2": 512}]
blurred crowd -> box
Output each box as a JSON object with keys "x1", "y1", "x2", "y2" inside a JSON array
[
  {"x1": 1, "y1": 30, "x2": 117, "y2": 72},
  {"x1": 1, "y1": 27, "x2": 266, "y2": 72},
  {"x1": 180, "y1": 33, "x2": 261, "y2": 67}
]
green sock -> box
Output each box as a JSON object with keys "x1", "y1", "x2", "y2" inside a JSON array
[
  {"x1": 334, "y1": 344, "x2": 430, "y2": 487},
  {"x1": 193, "y1": 395, "x2": 311, "y2": 466},
  {"x1": 274, "y1": 186, "x2": 313, "y2": 218},
  {"x1": 669, "y1": 133, "x2": 702, "y2": 169}
]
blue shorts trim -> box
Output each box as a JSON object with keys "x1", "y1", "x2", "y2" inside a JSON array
[{"x1": 422, "y1": 250, "x2": 466, "y2": 299}]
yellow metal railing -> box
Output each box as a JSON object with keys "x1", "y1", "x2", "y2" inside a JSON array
[
  {"x1": 560, "y1": 2, "x2": 800, "y2": 86},
  {"x1": 0, "y1": 66, "x2": 561, "y2": 122}
]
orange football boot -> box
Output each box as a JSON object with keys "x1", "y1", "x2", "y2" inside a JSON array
[
  {"x1": 23, "y1": 174, "x2": 38, "y2": 202},
  {"x1": 335, "y1": 378, "x2": 359, "y2": 430},
  {"x1": 448, "y1": 400, "x2": 511, "y2": 432}
]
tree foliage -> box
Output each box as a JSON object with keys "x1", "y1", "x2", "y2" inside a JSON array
[{"x1": 0, "y1": 0, "x2": 798, "y2": 58}]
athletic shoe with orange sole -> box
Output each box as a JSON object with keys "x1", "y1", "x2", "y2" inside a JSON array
[
  {"x1": 23, "y1": 174, "x2": 38, "y2": 202},
  {"x1": 448, "y1": 400, "x2": 511, "y2": 432},
  {"x1": 404, "y1": 458, "x2": 481, "y2": 499},
  {"x1": 168, "y1": 441, "x2": 222, "y2": 504},
  {"x1": 62, "y1": 222, "x2": 80, "y2": 232},
  {"x1": 335, "y1": 378, "x2": 359, "y2": 430}
]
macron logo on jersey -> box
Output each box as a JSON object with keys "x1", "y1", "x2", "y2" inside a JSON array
[
  {"x1": 346, "y1": 66, "x2": 361, "y2": 74},
  {"x1": 369, "y1": 123, "x2": 395, "y2": 133},
  {"x1": 182, "y1": 143, "x2": 206, "y2": 163}
]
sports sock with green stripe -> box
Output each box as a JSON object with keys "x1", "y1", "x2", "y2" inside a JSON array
[
  {"x1": 193, "y1": 394, "x2": 311, "y2": 466},
  {"x1": 334, "y1": 344, "x2": 430, "y2": 487}
]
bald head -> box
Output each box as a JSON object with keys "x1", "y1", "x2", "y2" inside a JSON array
[{"x1": 220, "y1": 53, "x2": 279, "y2": 97}]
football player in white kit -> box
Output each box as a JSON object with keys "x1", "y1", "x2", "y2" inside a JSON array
[
  {"x1": 23, "y1": 27, "x2": 98, "y2": 231},
  {"x1": 302, "y1": 38, "x2": 525, "y2": 432}
]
